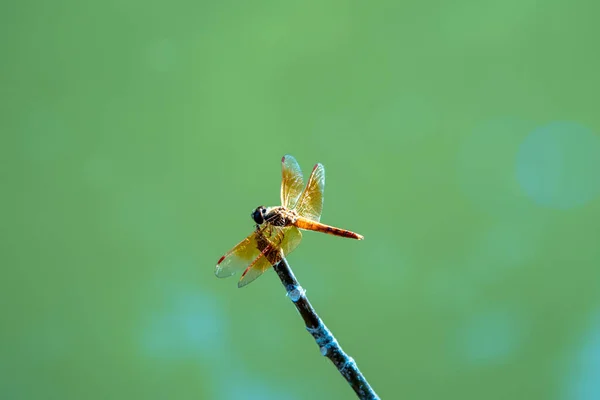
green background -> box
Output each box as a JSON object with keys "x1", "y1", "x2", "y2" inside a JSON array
[{"x1": 3, "y1": 1, "x2": 600, "y2": 399}]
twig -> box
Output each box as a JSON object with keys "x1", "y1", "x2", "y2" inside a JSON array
[{"x1": 272, "y1": 258, "x2": 380, "y2": 400}]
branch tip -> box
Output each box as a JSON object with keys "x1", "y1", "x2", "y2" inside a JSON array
[{"x1": 273, "y1": 258, "x2": 379, "y2": 400}]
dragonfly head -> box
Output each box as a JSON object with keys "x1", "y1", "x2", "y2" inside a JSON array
[{"x1": 251, "y1": 206, "x2": 267, "y2": 225}]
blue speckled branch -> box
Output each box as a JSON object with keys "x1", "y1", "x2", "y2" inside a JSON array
[{"x1": 273, "y1": 257, "x2": 380, "y2": 400}]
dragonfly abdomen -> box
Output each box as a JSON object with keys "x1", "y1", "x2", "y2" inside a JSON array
[{"x1": 294, "y1": 217, "x2": 364, "y2": 240}]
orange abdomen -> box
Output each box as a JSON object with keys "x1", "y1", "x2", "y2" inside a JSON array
[{"x1": 294, "y1": 217, "x2": 364, "y2": 240}]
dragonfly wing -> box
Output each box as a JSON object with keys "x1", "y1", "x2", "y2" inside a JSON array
[
  {"x1": 280, "y1": 225, "x2": 302, "y2": 257},
  {"x1": 294, "y1": 163, "x2": 325, "y2": 222},
  {"x1": 237, "y1": 252, "x2": 272, "y2": 288},
  {"x1": 280, "y1": 155, "x2": 304, "y2": 209},
  {"x1": 215, "y1": 231, "x2": 261, "y2": 278},
  {"x1": 237, "y1": 225, "x2": 303, "y2": 288}
]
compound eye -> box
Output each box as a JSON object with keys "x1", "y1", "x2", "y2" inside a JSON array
[{"x1": 252, "y1": 208, "x2": 265, "y2": 224}]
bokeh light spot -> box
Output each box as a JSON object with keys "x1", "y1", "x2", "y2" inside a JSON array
[
  {"x1": 140, "y1": 291, "x2": 224, "y2": 360},
  {"x1": 565, "y1": 312, "x2": 600, "y2": 400},
  {"x1": 222, "y1": 374, "x2": 297, "y2": 400},
  {"x1": 456, "y1": 309, "x2": 523, "y2": 365},
  {"x1": 516, "y1": 121, "x2": 600, "y2": 209}
]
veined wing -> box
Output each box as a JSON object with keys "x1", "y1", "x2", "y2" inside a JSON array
[
  {"x1": 294, "y1": 163, "x2": 325, "y2": 222},
  {"x1": 238, "y1": 225, "x2": 303, "y2": 288},
  {"x1": 280, "y1": 155, "x2": 304, "y2": 209},
  {"x1": 215, "y1": 231, "x2": 262, "y2": 278}
]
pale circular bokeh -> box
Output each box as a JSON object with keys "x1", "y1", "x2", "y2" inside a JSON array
[
  {"x1": 516, "y1": 121, "x2": 600, "y2": 210},
  {"x1": 564, "y1": 311, "x2": 600, "y2": 400},
  {"x1": 456, "y1": 308, "x2": 524, "y2": 365}
]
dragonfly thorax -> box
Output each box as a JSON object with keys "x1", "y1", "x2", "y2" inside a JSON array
[{"x1": 253, "y1": 206, "x2": 298, "y2": 227}]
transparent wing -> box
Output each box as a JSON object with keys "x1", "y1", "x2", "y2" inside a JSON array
[
  {"x1": 280, "y1": 155, "x2": 304, "y2": 209},
  {"x1": 294, "y1": 163, "x2": 325, "y2": 222},
  {"x1": 237, "y1": 253, "x2": 272, "y2": 288},
  {"x1": 215, "y1": 231, "x2": 261, "y2": 278},
  {"x1": 238, "y1": 226, "x2": 303, "y2": 288}
]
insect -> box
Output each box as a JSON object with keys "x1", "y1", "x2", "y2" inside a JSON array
[{"x1": 215, "y1": 155, "x2": 364, "y2": 288}]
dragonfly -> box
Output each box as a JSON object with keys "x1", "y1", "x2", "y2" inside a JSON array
[{"x1": 215, "y1": 155, "x2": 364, "y2": 288}]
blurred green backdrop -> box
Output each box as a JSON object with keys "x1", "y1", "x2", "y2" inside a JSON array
[{"x1": 2, "y1": 0, "x2": 600, "y2": 399}]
